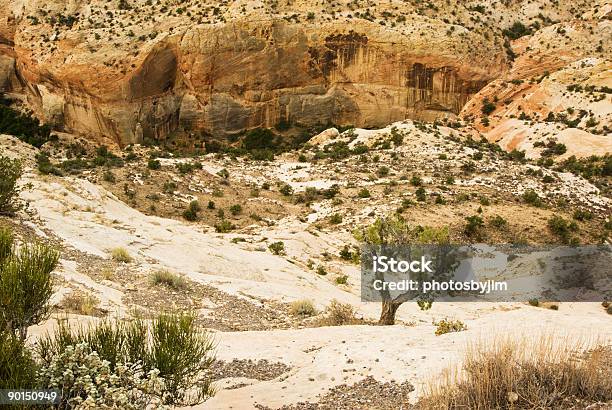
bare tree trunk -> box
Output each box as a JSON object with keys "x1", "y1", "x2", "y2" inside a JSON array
[{"x1": 378, "y1": 300, "x2": 402, "y2": 325}]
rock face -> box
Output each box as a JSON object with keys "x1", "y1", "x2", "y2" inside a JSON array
[{"x1": 0, "y1": 0, "x2": 606, "y2": 145}]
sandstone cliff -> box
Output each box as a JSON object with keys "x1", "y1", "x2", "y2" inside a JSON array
[{"x1": 0, "y1": 0, "x2": 608, "y2": 145}]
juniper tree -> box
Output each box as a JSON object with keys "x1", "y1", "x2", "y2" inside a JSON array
[{"x1": 353, "y1": 215, "x2": 454, "y2": 325}]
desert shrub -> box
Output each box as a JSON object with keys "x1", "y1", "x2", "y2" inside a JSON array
[
  {"x1": 110, "y1": 247, "x2": 133, "y2": 263},
  {"x1": 38, "y1": 313, "x2": 215, "y2": 405},
  {"x1": 36, "y1": 152, "x2": 62, "y2": 176},
  {"x1": 317, "y1": 300, "x2": 359, "y2": 326},
  {"x1": 38, "y1": 342, "x2": 166, "y2": 409},
  {"x1": 420, "y1": 337, "x2": 612, "y2": 409},
  {"x1": 548, "y1": 215, "x2": 578, "y2": 244},
  {"x1": 489, "y1": 215, "x2": 507, "y2": 229},
  {"x1": 329, "y1": 213, "x2": 343, "y2": 224},
  {"x1": 522, "y1": 189, "x2": 543, "y2": 207},
  {"x1": 481, "y1": 99, "x2": 496, "y2": 115},
  {"x1": 410, "y1": 174, "x2": 423, "y2": 186},
  {"x1": 207, "y1": 201, "x2": 215, "y2": 210},
  {"x1": 357, "y1": 188, "x2": 371, "y2": 198},
  {"x1": 0, "y1": 105, "x2": 53, "y2": 147},
  {"x1": 376, "y1": 166, "x2": 390, "y2": 177},
  {"x1": 279, "y1": 183, "x2": 293, "y2": 196},
  {"x1": 335, "y1": 275, "x2": 348, "y2": 285},
  {"x1": 163, "y1": 181, "x2": 177, "y2": 194},
  {"x1": 149, "y1": 270, "x2": 187, "y2": 290},
  {"x1": 288, "y1": 299, "x2": 317, "y2": 317},
  {"x1": 59, "y1": 292, "x2": 101, "y2": 316},
  {"x1": 0, "y1": 329, "x2": 37, "y2": 389},
  {"x1": 216, "y1": 168, "x2": 229, "y2": 179},
  {"x1": 176, "y1": 162, "x2": 201, "y2": 174},
  {"x1": 573, "y1": 209, "x2": 593, "y2": 221},
  {"x1": 0, "y1": 228, "x2": 59, "y2": 339},
  {"x1": 183, "y1": 200, "x2": 201, "y2": 221},
  {"x1": 529, "y1": 298, "x2": 540, "y2": 307},
  {"x1": 434, "y1": 319, "x2": 467, "y2": 335},
  {"x1": 147, "y1": 158, "x2": 161, "y2": 170},
  {"x1": 0, "y1": 155, "x2": 24, "y2": 214},
  {"x1": 502, "y1": 21, "x2": 532, "y2": 40},
  {"x1": 316, "y1": 265, "x2": 327, "y2": 276},
  {"x1": 214, "y1": 220, "x2": 234, "y2": 233},
  {"x1": 229, "y1": 204, "x2": 242, "y2": 215},
  {"x1": 103, "y1": 170, "x2": 116, "y2": 182},
  {"x1": 268, "y1": 241, "x2": 285, "y2": 255},
  {"x1": 415, "y1": 187, "x2": 427, "y2": 202},
  {"x1": 464, "y1": 215, "x2": 484, "y2": 238},
  {"x1": 243, "y1": 128, "x2": 275, "y2": 150}
]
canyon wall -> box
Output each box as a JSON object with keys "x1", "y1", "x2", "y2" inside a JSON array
[{"x1": 0, "y1": 1, "x2": 513, "y2": 145}]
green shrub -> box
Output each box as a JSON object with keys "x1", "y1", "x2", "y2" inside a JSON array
[
  {"x1": 243, "y1": 128, "x2": 275, "y2": 150},
  {"x1": 528, "y1": 298, "x2": 539, "y2": 307},
  {"x1": 0, "y1": 105, "x2": 53, "y2": 147},
  {"x1": 38, "y1": 342, "x2": 165, "y2": 409},
  {"x1": 0, "y1": 329, "x2": 37, "y2": 389},
  {"x1": 37, "y1": 312, "x2": 215, "y2": 405},
  {"x1": 415, "y1": 187, "x2": 427, "y2": 202},
  {"x1": 0, "y1": 228, "x2": 59, "y2": 339},
  {"x1": 268, "y1": 241, "x2": 285, "y2": 255},
  {"x1": 147, "y1": 158, "x2": 161, "y2": 170},
  {"x1": 376, "y1": 166, "x2": 390, "y2": 177},
  {"x1": 149, "y1": 270, "x2": 187, "y2": 290},
  {"x1": 103, "y1": 170, "x2": 116, "y2": 182},
  {"x1": 489, "y1": 215, "x2": 507, "y2": 228},
  {"x1": 481, "y1": 99, "x2": 496, "y2": 115},
  {"x1": 522, "y1": 189, "x2": 543, "y2": 207},
  {"x1": 358, "y1": 188, "x2": 371, "y2": 198},
  {"x1": 335, "y1": 275, "x2": 348, "y2": 285},
  {"x1": 573, "y1": 209, "x2": 593, "y2": 221},
  {"x1": 183, "y1": 200, "x2": 201, "y2": 221},
  {"x1": 36, "y1": 152, "x2": 62, "y2": 176},
  {"x1": 279, "y1": 184, "x2": 293, "y2": 196},
  {"x1": 329, "y1": 213, "x2": 343, "y2": 224},
  {"x1": 434, "y1": 318, "x2": 467, "y2": 335},
  {"x1": 0, "y1": 155, "x2": 24, "y2": 214},
  {"x1": 229, "y1": 204, "x2": 242, "y2": 216},
  {"x1": 316, "y1": 265, "x2": 327, "y2": 275},
  {"x1": 464, "y1": 215, "x2": 484, "y2": 237},
  {"x1": 214, "y1": 220, "x2": 234, "y2": 233},
  {"x1": 216, "y1": 168, "x2": 229, "y2": 179},
  {"x1": 547, "y1": 215, "x2": 578, "y2": 244}
]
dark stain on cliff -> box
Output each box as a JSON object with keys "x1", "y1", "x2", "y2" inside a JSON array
[
  {"x1": 406, "y1": 63, "x2": 487, "y2": 113},
  {"x1": 127, "y1": 46, "x2": 177, "y2": 100},
  {"x1": 308, "y1": 31, "x2": 368, "y2": 78}
]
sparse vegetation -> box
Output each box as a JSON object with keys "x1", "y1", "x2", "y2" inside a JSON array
[
  {"x1": 420, "y1": 337, "x2": 612, "y2": 409},
  {"x1": 149, "y1": 269, "x2": 187, "y2": 290},
  {"x1": 434, "y1": 318, "x2": 467, "y2": 336},
  {"x1": 288, "y1": 299, "x2": 317, "y2": 318},
  {"x1": 110, "y1": 247, "x2": 133, "y2": 263},
  {"x1": 0, "y1": 155, "x2": 24, "y2": 215}
]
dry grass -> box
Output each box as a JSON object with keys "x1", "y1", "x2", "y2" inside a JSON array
[
  {"x1": 288, "y1": 299, "x2": 317, "y2": 318},
  {"x1": 110, "y1": 247, "x2": 132, "y2": 263},
  {"x1": 149, "y1": 269, "x2": 188, "y2": 291},
  {"x1": 59, "y1": 292, "x2": 102, "y2": 316},
  {"x1": 315, "y1": 299, "x2": 362, "y2": 326},
  {"x1": 419, "y1": 336, "x2": 612, "y2": 409}
]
